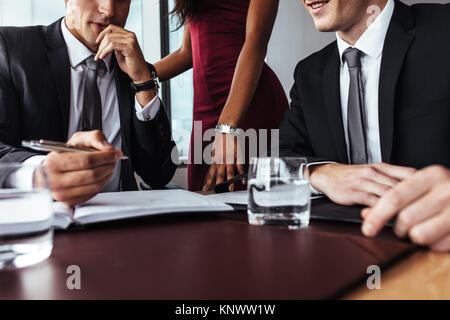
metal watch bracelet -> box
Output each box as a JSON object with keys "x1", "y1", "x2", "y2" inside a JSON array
[{"x1": 215, "y1": 124, "x2": 240, "y2": 136}]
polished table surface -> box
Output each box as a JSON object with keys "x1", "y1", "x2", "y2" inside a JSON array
[{"x1": 0, "y1": 205, "x2": 448, "y2": 300}]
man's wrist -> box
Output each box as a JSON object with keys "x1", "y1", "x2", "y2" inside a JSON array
[
  {"x1": 136, "y1": 90, "x2": 157, "y2": 108},
  {"x1": 308, "y1": 163, "x2": 336, "y2": 193},
  {"x1": 132, "y1": 72, "x2": 152, "y2": 84},
  {"x1": 132, "y1": 63, "x2": 153, "y2": 84}
]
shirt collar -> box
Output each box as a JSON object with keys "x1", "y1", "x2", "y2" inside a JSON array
[
  {"x1": 61, "y1": 18, "x2": 112, "y2": 73},
  {"x1": 336, "y1": 0, "x2": 395, "y2": 65}
]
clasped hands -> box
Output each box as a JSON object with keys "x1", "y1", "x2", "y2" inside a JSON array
[{"x1": 310, "y1": 163, "x2": 450, "y2": 251}]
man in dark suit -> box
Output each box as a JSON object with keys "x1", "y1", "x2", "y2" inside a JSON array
[
  {"x1": 0, "y1": 0, "x2": 178, "y2": 206},
  {"x1": 279, "y1": 0, "x2": 450, "y2": 250}
]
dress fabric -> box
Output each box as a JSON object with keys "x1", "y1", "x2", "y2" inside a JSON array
[{"x1": 187, "y1": 0, "x2": 289, "y2": 190}]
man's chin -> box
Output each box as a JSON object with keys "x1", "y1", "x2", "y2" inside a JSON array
[{"x1": 313, "y1": 19, "x2": 337, "y2": 33}]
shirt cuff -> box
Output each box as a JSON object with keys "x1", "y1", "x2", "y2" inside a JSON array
[
  {"x1": 5, "y1": 155, "x2": 47, "y2": 189},
  {"x1": 306, "y1": 161, "x2": 337, "y2": 195},
  {"x1": 134, "y1": 95, "x2": 161, "y2": 121}
]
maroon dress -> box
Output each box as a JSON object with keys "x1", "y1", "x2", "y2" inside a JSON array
[{"x1": 187, "y1": 0, "x2": 289, "y2": 191}]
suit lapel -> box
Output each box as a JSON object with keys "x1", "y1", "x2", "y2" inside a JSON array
[
  {"x1": 322, "y1": 44, "x2": 349, "y2": 163},
  {"x1": 378, "y1": 1, "x2": 415, "y2": 162},
  {"x1": 45, "y1": 18, "x2": 71, "y2": 140}
]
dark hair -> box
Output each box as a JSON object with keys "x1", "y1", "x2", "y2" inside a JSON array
[{"x1": 170, "y1": 0, "x2": 198, "y2": 29}]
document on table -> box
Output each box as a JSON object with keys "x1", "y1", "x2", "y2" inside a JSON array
[
  {"x1": 205, "y1": 191, "x2": 323, "y2": 206},
  {"x1": 52, "y1": 189, "x2": 234, "y2": 229}
]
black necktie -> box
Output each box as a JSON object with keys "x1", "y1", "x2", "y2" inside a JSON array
[
  {"x1": 81, "y1": 55, "x2": 105, "y2": 131},
  {"x1": 343, "y1": 47, "x2": 368, "y2": 165}
]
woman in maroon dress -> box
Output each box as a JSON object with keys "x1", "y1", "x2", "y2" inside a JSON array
[{"x1": 154, "y1": 0, "x2": 289, "y2": 191}]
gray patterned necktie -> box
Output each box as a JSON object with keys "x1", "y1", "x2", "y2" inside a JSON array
[
  {"x1": 81, "y1": 55, "x2": 105, "y2": 131},
  {"x1": 343, "y1": 47, "x2": 368, "y2": 165}
]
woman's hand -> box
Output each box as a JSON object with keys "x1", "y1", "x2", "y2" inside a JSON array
[{"x1": 202, "y1": 132, "x2": 246, "y2": 192}]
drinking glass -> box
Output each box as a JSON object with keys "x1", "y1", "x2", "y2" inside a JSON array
[
  {"x1": 247, "y1": 157, "x2": 311, "y2": 229},
  {"x1": 0, "y1": 163, "x2": 53, "y2": 270}
]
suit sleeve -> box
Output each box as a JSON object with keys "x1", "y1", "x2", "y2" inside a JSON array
[
  {"x1": 130, "y1": 103, "x2": 178, "y2": 189},
  {"x1": 278, "y1": 62, "x2": 330, "y2": 163},
  {"x1": 0, "y1": 31, "x2": 39, "y2": 165}
]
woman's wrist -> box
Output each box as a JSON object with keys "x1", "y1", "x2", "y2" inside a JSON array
[{"x1": 215, "y1": 124, "x2": 240, "y2": 136}]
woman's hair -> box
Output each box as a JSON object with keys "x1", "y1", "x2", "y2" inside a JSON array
[{"x1": 170, "y1": 0, "x2": 198, "y2": 29}]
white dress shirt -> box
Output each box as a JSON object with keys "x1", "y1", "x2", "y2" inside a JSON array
[
  {"x1": 336, "y1": 0, "x2": 395, "y2": 164},
  {"x1": 8, "y1": 18, "x2": 161, "y2": 191}
]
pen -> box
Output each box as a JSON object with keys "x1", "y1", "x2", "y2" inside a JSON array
[
  {"x1": 214, "y1": 173, "x2": 248, "y2": 194},
  {"x1": 22, "y1": 140, "x2": 129, "y2": 160}
]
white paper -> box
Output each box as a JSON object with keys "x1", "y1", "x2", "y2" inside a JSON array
[
  {"x1": 205, "y1": 191, "x2": 249, "y2": 205},
  {"x1": 205, "y1": 190, "x2": 324, "y2": 206},
  {"x1": 70, "y1": 189, "x2": 233, "y2": 225}
]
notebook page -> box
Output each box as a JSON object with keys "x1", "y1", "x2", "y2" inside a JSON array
[{"x1": 72, "y1": 190, "x2": 233, "y2": 225}]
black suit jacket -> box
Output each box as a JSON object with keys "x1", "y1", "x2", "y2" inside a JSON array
[
  {"x1": 279, "y1": 1, "x2": 450, "y2": 169},
  {"x1": 0, "y1": 18, "x2": 177, "y2": 190}
]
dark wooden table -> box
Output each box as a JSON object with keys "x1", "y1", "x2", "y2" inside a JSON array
[{"x1": 0, "y1": 204, "x2": 419, "y2": 300}]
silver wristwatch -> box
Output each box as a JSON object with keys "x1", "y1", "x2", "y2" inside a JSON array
[{"x1": 215, "y1": 124, "x2": 240, "y2": 135}]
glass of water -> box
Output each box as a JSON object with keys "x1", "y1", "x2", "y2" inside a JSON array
[
  {"x1": 0, "y1": 163, "x2": 53, "y2": 270},
  {"x1": 247, "y1": 157, "x2": 311, "y2": 229}
]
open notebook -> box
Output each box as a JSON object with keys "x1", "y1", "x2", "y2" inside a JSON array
[{"x1": 53, "y1": 190, "x2": 234, "y2": 229}]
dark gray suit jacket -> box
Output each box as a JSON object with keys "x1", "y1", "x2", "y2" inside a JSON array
[
  {"x1": 0, "y1": 18, "x2": 178, "y2": 190},
  {"x1": 279, "y1": 1, "x2": 450, "y2": 169}
]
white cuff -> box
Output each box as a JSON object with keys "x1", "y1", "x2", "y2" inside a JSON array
[
  {"x1": 134, "y1": 95, "x2": 161, "y2": 121},
  {"x1": 5, "y1": 155, "x2": 47, "y2": 189}
]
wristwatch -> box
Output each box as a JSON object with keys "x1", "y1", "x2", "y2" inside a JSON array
[
  {"x1": 130, "y1": 63, "x2": 160, "y2": 93},
  {"x1": 215, "y1": 124, "x2": 240, "y2": 136}
]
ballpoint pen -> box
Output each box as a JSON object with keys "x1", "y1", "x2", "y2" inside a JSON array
[{"x1": 22, "y1": 140, "x2": 129, "y2": 160}]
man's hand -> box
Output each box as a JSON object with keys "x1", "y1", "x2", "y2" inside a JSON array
[
  {"x1": 361, "y1": 165, "x2": 450, "y2": 252},
  {"x1": 43, "y1": 131, "x2": 122, "y2": 207},
  {"x1": 309, "y1": 163, "x2": 416, "y2": 207},
  {"x1": 94, "y1": 25, "x2": 155, "y2": 106}
]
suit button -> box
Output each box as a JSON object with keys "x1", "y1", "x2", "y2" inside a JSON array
[{"x1": 146, "y1": 115, "x2": 151, "y2": 121}]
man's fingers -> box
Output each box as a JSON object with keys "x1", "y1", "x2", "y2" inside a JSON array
[
  {"x1": 373, "y1": 163, "x2": 416, "y2": 181},
  {"x1": 352, "y1": 191, "x2": 379, "y2": 207},
  {"x1": 366, "y1": 168, "x2": 400, "y2": 188},
  {"x1": 63, "y1": 194, "x2": 98, "y2": 208},
  {"x1": 95, "y1": 24, "x2": 126, "y2": 44},
  {"x1": 430, "y1": 234, "x2": 450, "y2": 253},
  {"x1": 97, "y1": 41, "x2": 128, "y2": 61},
  {"x1": 359, "y1": 179, "x2": 391, "y2": 197},
  {"x1": 394, "y1": 185, "x2": 448, "y2": 238},
  {"x1": 361, "y1": 208, "x2": 371, "y2": 219},
  {"x1": 408, "y1": 208, "x2": 450, "y2": 247},
  {"x1": 68, "y1": 130, "x2": 114, "y2": 151},
  {"x1": 46, "y1": 151, "x2": 120, "y2": 173},
  {"x1": 96, "y1": 34, "x2": 130, "y2": 61},
  {"x1": 362, "y1": 171, "x2": 431, "y2": 237},
  {"x1": 52, "y1": 173, "x2": 113, "y2": 203},
  {"x1": 94, "y1": 33, "x2": 127, "y2": 61},
  {"x1": 49, "y1": 164, "x2": 116, "y2": 190}
]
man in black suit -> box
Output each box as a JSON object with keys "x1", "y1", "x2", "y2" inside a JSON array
[
  {"x1": 279, "y1": 0, "x2": 450, "y2": 250},
  {"x1": 0, "y1": 0, "x2": 177, "y2": 206}
]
